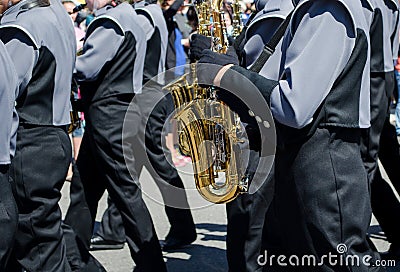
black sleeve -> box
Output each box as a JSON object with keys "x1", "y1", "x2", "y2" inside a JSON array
[
  {"x1": 218, "y1": 64, "x2": 278, "y2": 128},
  {"x1": 163, "y1": 0, "x2": 184, "y2": 20},
  {"x1": 220, "y1": 65, "x2": 278, "y2": 108},
  {"x1": 219, "y1": 65, "x2": 277, "y2": 157}
]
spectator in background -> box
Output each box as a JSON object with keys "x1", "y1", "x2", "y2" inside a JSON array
[
  {"x1": 175, "y1": 0, "x2": 192, "y2": 51},
  {"x1": 62, "y1": 0, "x2": 85, "y2": 49},
  {"x1": 186, "y1": 5, "x2": 198, "y2": 32},
  {"x1": 162, "y1": 0, "x2": 191, "y2": 166},
  {"x1": 85, "y1": 12, "x2": 94, "y2": 27},
  {"x1": 162, "y1": 0, "x2": 186, "y2": 75},
  {"x1": 222, "y1": 0, "x2": 234, "y2": 40},
  {"x1": 395, "y1": 48, "x2": 400, "y2": 136},
  {"x1": 241, "y1": 0, "x2": 254, "y2": 23}
]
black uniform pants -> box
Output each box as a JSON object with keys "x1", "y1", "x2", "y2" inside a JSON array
[
  {"x1": 371, "y1": 117, "x2": 400, "y2": 245},
  {"x1": 0, "y1": 164, "x2": 18, "y2": 270},
  {"x1": 62, "y1": 160, "x2": 106, "y2": 272},
  {"x1": 377, "y1": 117, "x2": 400, "y2": 194},
  {"x1": 64, "y1": 95, "x2": 166, "y2": 271},
  {"x1": 360, "y1": 73, "x2": 389, "y2": 183},
  {"x1": 263, "y1": 127, "x2": 382, "y2": 272},
  {"x1": 361, "y1": 72, "x2": 400, "y2": 246},
  {"x1": 96, "y1": 93, "x2": 195, "y2": 243},
  {"x1": 226, "y1": 147, "x2": 275, "y2": 272},
  {"x1": 9, "y1": 125, "x2": 72, "y2": 272}
]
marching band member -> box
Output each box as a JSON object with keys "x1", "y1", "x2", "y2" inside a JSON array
[
  {"x1": 192, "y1": 0, "x2": 383, "y2": 270},
  {"x1": 92, "y1": 0, "x2": 197, "y2": 252},
  {"x1": 226, "y1": 0, "x2": 293, "y2": 270},
  {"x1": 361, "y1": 0, "x2": 400, "y2": 261},
  {"x1": 0, "y1": 40, "x2": 18, "y2": 270},
  {"x1": 63, "y1": 0, "x2": 167, "y2": 270},
  {"x1": 189, "y1": 0, "x2": 293, "y2": 269},
  {"x1": 0, "y1": 0, "x2": 76, "y2": 270}
]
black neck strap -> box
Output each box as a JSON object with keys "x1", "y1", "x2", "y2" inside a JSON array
[
  {"x1": 249, "y1": 10, "x2": 293, "y2": 73},
  {"x1": 233, "y1": 12, "x2": 257, "y2": 53},
  {"x1": 20, "y1": 0, "x2": 50, "y2": 10}
]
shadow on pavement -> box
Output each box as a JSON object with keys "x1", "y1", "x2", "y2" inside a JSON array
[
  {"x1": 196, "y1": 223, "x2": 227, "y2": 233},
  {"x1": 196, "y1": 223, "x2": 227, "y2": 242},
  {"x1": 164, "y1": 223, "x2": 227, "y2": 272},
  {"x1": 165, "y1": 244, "x2": 227, "y2": 272}
]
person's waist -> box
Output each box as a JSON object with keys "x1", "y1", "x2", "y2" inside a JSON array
[{"x1": 19, "y1": 122, "x2": 69, "y2": 132}]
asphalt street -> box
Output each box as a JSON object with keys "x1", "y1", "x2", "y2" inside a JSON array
[{"x1": 60, "y1": 157, "x2": 400, "y2": 272}]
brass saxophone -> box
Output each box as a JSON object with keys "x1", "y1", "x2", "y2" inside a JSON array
[
  {"x1": 163, "y1": 0, "x2": 248, "y2": 204},
  {"x1": 231, "y1": 0, "x2": 243, "y2": 38},
  {"x1": 68, "y1": 49, "x2": 84, "y2": 134},
  {"x1": 68, "y1": 79, "x2": 81, "y2": 134}
]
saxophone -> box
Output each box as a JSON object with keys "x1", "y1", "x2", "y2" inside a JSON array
[
  {"x1": 163, "y1": 0, "x2": 248, "y2": 204},
  {"x1": 231, "y1": 0, "x2": 243, "y2": 38},
  {"x1": 68, "y1": 78, "x2": 81, "y2": 134},
  {"x1": 68, "y1": 49, "x2": 84, "y2": 134}
]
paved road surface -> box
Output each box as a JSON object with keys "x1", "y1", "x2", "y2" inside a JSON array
[{"x1": 60, "y1": 160, "x2": 399, "y2": 272}]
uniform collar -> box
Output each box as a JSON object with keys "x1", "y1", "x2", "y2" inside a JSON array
[
  {"x1": 1, "y1": 0, "x2": 29, "y2": 23},
  {"x1": 1, "y1": 0, "x2": 49, "y2": 22}
]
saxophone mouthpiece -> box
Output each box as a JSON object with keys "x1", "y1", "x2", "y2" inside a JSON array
[{"x1": 73, "y1": 3, "x2": 86, "y2": 13}]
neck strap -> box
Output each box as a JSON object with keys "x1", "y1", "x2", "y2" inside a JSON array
[{"x1": 20, "y1": 0, "x2": 50, "y2": 10}]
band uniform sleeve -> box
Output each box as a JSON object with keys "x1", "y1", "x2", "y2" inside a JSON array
[
  {"x1": 0, "y1": 27, "x2": 38, "y2": 95},
  {"x1": 218, "y1": 65, "x2": 278, "y2": 127},
  {"x1": 137, "y1": 13, "x2": 155, "y2": 41},
  {"x1": 244, "y1": 17, "x2": 283, "y2": 68},
  {"x1": 0, "y1": 42, "x2": 18, "y2": 164},
  {"x1": 74, "y1": 20, "x2": 124, "y2": 82},
  {"x1": 270, "y1": 1, "x2": 356, "y2": 129}
]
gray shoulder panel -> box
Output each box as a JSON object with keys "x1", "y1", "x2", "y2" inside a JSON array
[
  {"x1": 0, "y1": 0, "x2": 76, "y2": 125},
  {"x1": 271, "y1": 0, "x2": 369, "y2": 128},
  {"x1": 291, "y1": 0, "x2": 357, "y2": 37},
  {"x1": 88, "y1": 3, "x2": 146, "y2": 93},
  {"x1": 373, "y1": 0, "x2": 399, "y2": 70},
  {"x1": 0, "y1": 25, "x2": 38, "y2": 49},
  {"x1": 87, "y1": 15, "x2": 124, "y2": 37},
  {"x1": 244, "y1": 0, "x2": 294, "y2": 79},
  {"x1": 143, "y1": 3, "x2": 168, "y2": 74}
]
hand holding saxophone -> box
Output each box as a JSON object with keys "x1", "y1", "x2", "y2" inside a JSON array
[
  {"x1": 195, "y1": 47, "x2": 239, "y2": 86},
  {"x1": 189, "y1": 33, "x2": 239, "y2": 62},
  {"x1": 189, "y1": 34, "x2": 212, "y2": 61}
]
